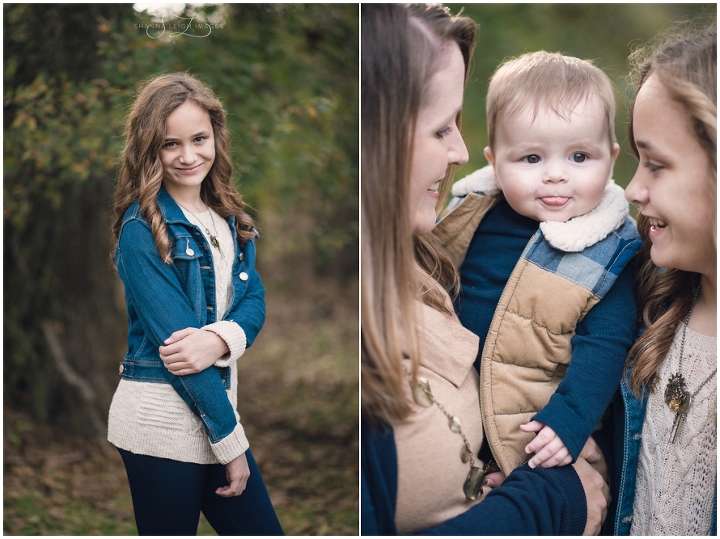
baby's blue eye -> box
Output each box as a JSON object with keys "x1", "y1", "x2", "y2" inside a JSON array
[
  {"x1": 523, "y1": 155, "x2": 541, "y2": 164},
  {"x1": 571, "y1": 153, "x2": 587, "y2": 163}
]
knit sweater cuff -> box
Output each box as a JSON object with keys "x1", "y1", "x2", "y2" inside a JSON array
[
  {"x1": 211, "y1": 422, "x2": 249, "y2": 464},
  {"x1": 530, "y1": 463, "x2": 587, "y2": 535},
  {"x1": 202, "y1": 320, "x2": 247, "y2": 367}
]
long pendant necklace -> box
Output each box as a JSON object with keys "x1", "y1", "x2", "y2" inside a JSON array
[
  {"x1": 410, "y1": 374, "x2": 498, "y2": 500},
  {"x1": 663, "y1": 285, "x2": 717, "y2": 443},
  {"x1": 177, "y1": 202, "x2": 223, "y2": 257}
]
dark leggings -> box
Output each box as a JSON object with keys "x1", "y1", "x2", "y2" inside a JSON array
[{"x1": 118, "y1": 448, "x2": 284, "y2": 536}]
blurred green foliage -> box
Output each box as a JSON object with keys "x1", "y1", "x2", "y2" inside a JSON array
[
  {"x1": 5, "y1": 3, "x2": 358, "y2": 264},
  {"x1": 3, "y1": 3, "x2": 358, "y2": 425},
  {"x1": 446, "y1": 3, "x2": 716, "y2": 188}
]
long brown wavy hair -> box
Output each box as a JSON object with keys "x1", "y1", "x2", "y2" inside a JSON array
[
  {"x1": 113, "y1": 73, "x2": 255, "y2": 264},
  {"x1": 626, "y1": 24, "x2": 716, "y2": 396},
  {"x1": 361, "y1": 4, "x2": 477, "y2": 426}
]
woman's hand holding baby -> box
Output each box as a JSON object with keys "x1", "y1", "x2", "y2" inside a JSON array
[
  {"x1": 520, "y1": 420, "x2": 572, "y2": 469},
  {"x1": 160, "y1": 327, "x2": 229, "y2": 375},
  {"x1": 578, "y1": 435, "x2": 608, "y2": 484},
  {"x1": 484, "y1": 468, "x2": 506, "y2": 488},
  {"x1": 522, "y1": 422, "x2": 610, "y2": 533},
  {"x1": 573, "y1": 456, "x2": 610, "y2": 535}
]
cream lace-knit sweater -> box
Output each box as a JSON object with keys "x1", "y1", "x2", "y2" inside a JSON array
[
  {"x1": 630, "y1": 324, "x2": 717, "y2": 535},
  {"x1": 108, "y1": 208, "x2": 249, "y2": 465}
]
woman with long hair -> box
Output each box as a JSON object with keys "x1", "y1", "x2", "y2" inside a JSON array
[
  {"x1": 108, "y1": 73, "x2": 283, "y2": 535},
  {"x1": 612, "y1": 24, "x2": 716, "y2": 535},
  {"x1": 361, "y1": 4, "x2": 609, "y2": 534}
]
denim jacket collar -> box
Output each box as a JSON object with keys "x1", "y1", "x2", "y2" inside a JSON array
[{"x1": 155, "y1": 184, "x2": 237, "y2": 230}]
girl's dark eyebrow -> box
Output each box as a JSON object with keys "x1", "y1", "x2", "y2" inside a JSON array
[{"x1": 164, "y1": 131, "x2": 211, "y2": 141}]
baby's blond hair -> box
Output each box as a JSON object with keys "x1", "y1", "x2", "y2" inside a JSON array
[{"x1": 486, "y1": 51, "x2": 616, "y2": 150}]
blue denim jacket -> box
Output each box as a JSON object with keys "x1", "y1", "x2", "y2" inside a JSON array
[
  {"x1": 115, "y1": 185, "x2": 265, "y2": 445},
  {"x1": 612, "y1": 370, "x2": 716, "y2": 535}
]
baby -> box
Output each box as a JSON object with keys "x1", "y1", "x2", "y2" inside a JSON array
[{"x1": 433, "y1": 51, "x2": 642, "y2": 475}]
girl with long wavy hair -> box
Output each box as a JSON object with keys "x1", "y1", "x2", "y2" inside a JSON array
[
  {"x1": 108, "y1": 73, "x2": 282, "y2": 535},
  {"x1": 611, "y1": 25, "x2": 716, "y2": 535},
  {"x1": 361, "y1": 4, "x2": 610, "y2": 535}
]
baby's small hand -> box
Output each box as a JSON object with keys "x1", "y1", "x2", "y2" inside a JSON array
[{"x1": 520, "y1": 420, "x2": 572, "y2": 469}]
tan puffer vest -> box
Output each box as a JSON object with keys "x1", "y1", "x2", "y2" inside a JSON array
[{"x1": 433, "y1": 180, "x2": 640, "y2": 474}]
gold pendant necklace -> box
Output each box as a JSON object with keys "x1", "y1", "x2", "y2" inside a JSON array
[{"x1": 411, "y1": 375, "x2": 496, "y2": 500}]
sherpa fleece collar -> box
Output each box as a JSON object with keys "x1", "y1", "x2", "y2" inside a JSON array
[{"x1": 451, "y1": 165, "x2": 629, "y2": 253}]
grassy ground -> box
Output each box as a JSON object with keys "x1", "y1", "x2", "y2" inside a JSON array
[{"x1": 3, "y1": 274, "x2": 359, "y2": 535}]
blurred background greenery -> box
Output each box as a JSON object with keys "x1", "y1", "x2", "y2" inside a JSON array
[
  {"x1": 4, "y1": 3, "x2": 357, "y2": 535},
  {"x1": 446, "y1": 3, "x2": 717, "y2": 190},
  {"x1": 4, "y1": 2, "x2": 717, "y2": 536}
]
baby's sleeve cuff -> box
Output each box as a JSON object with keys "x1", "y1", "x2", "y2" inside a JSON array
[{"x1": 202, "y1": 320, "x2": 247, "y2": 367}]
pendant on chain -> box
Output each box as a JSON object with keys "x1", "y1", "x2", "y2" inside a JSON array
[
  {"x1": 664, "y1": 372, "x2": 687, "y2": 411},
  {"x1": 664, "y1": 372, "x2": 690, "y2": 443},
  {"x1": 412, "y1": 377, "x2": 433, "y2": 407},
  {"x1": 463, "y1": 466, "x2": 485, "y2": 500}
]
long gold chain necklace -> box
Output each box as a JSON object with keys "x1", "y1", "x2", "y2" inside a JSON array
[
  {"x1": 663, "y1": 285, "x2": 717, "y2": 443},
  {"x1": 410, "y1": 375, "x2": 498, "y2": 500}
]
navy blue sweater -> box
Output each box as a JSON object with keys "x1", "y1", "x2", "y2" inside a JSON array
[
  {"x1": 361, "y1": 417, "x2": 587, "y2": 535},
  {"x1": 455, "y1": 199, "x2": 637, "y2": 460}
]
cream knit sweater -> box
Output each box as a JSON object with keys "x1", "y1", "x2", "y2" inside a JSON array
[
  {"x1": 630, "y1": 325, "x2": 717, "y2": 535},
  {"x1": 108, "y1": 208, "x2": 250, "y2": 465}
]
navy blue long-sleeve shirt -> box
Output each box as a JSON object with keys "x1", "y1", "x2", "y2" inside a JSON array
[{"x1": 361, "y1": 417, "x2": 587, "y2": 535}]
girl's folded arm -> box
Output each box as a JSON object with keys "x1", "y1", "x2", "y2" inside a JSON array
[{"x1": 117, "y1": 218, "x2": 239, "y2": 448}]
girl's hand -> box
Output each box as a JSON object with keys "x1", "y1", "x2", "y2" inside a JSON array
[
  {"x1": 520, "y1": 420, "x2": 572, "y2": 468},
  {"x1": 216, "y1": 453, "x2": 250, "y2": 497},
  {"x1": 159, "y1": 328, "x2": 229, "y2": 375}
]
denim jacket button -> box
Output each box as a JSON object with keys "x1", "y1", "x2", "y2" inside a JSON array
[
  {"x1": 621, "y1": 515, "x2": 632, "y2": 524},
  {"x1": 238, "y1": 252, "x2": 244, "y2": 261},
  {"x1": 633, "y1": 433, "x2": 641, "y2": 441},
  {"x1": 118, "y1": 364, "x2": 125, "y2": 374},
  {"x1": 239, "y1": 272, "x2": 248, "y2": 281}
]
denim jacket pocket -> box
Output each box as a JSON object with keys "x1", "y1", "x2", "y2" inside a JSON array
[
  {"x1": 171, "y1": 234, "x2": 203, "y2": 269},
  {"x1": 169, "y1": 233, "x2": 206, "y2": 319}
]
